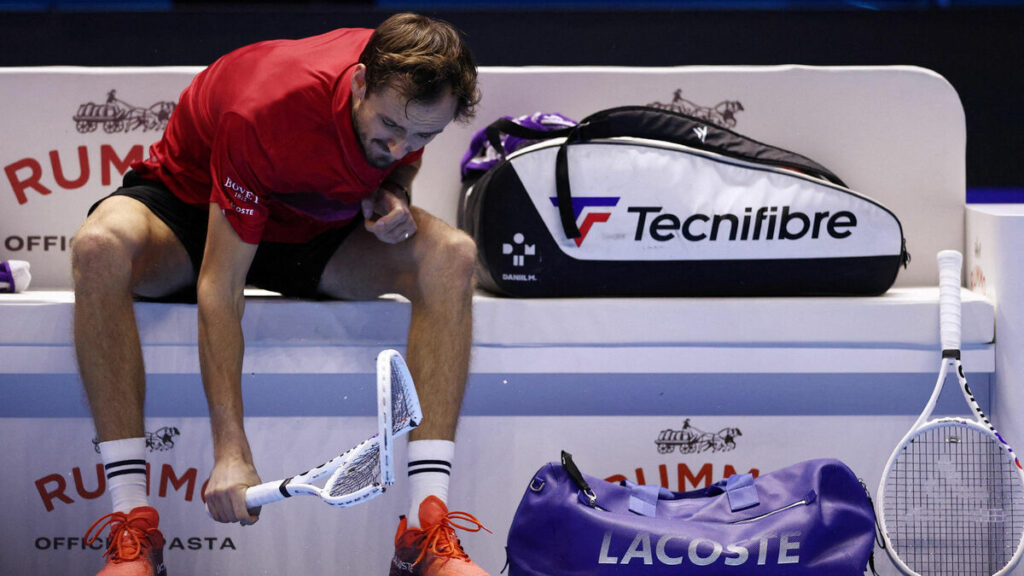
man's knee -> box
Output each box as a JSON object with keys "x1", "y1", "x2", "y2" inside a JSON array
[
  {"x1": 71, "y1": 223, "x2": 133, "y2": 290},
  {"x1": 441, "y1": 230, "x2": 477, "y2": 282},
  {"x1": 416, "y1": 225, "x2": 477, "y2": 295}
]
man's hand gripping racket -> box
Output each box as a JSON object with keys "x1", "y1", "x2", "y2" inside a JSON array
[
  {"x1": 876, "y1": 251, "x2": 1024, "y2": 576},
  {"x1": 243, "y1": 349, "x2": 422, "y2": 511}
]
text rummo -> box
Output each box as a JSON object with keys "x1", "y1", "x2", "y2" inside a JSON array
[{"x1": 35, "y1": 463, "x2": 209, "y2": 512}]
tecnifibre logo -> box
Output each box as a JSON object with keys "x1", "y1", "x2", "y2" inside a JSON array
[
  {"x1": 551, "y1": 196, "x2": 858, "y2": 248},
  {"x1": 550, "y1": 196, "x2": 620, "y2": 247}
]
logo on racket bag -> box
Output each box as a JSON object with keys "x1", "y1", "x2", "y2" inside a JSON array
[
  {"x1": 503, "y1": 232, "x2": 538, "y2": 267},
  {"x1": 510, "y1": 142, "x2": 900, "y2": 262},
  {"x1": 547, "y1": 195, "x2": 862, "y2": 256},
  {"x1": 501, "y1": 232, "x2": 540, "y2": 283},
  {"x1": 549, "y1": 196, "x2": 620, "y2": 247}
]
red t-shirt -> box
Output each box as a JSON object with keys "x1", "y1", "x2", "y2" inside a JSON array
[{"x1": 133, "y1": 28, "x2": 423, "y2": 244}]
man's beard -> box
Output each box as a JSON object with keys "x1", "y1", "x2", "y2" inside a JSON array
[
  {"x1": 352, "y1": 114, "x2": 397, "y2": 169},
  {"x1": 363, "y1": 138, "x2": 397, "y2": 169}
]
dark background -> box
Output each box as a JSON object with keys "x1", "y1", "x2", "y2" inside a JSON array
[{"x1": 1, "y1": 2, "x2": 1021, "y2": 195}]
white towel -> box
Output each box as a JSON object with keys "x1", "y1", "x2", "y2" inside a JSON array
[{"x1": 0, "y1": 260, "x2": 31, "y2": 293}]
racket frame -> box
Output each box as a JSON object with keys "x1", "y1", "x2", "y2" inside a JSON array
[
  {"x1": 876, "y1": 251, "x2": 1024, "y2": 576},
  {"x1": 243, "y1": 349, "x2": 421, "y2": 510}
]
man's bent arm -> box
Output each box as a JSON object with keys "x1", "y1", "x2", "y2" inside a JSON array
[
  {"x1": 364, "y1": 160, "x2": 421, "y2": 244},
  {"x1": 381, "y1": 159, "x2": 419, "y2": 204},
  {"x1": 197, "y1": 204, "x2": 260, "y2": 524}
]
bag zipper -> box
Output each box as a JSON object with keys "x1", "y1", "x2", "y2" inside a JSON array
[
  {"x1": 729, "y1": 490, "x2": 816, "y2": 524},
  {"x1": 900, "y1": 238, "x2": 912, "y2": 268}
]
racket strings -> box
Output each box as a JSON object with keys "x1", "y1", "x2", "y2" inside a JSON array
[
  {"x1": 327, "y1": 444, "x2": 382, "y2": 498},
  {"x1": 884, "y1": 425, "x2": 1024, "y2": 575},
  {"x1": 390, "y1": 358, "x2": 416, "y2": 433}
]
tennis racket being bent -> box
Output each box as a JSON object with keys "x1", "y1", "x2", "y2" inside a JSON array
[
  {"x1": 244, "y1": 349, "x2": 422, "y2": 510},
  {"x1": 877, "y1": 250, "x2": 1024, "y2": 576}
]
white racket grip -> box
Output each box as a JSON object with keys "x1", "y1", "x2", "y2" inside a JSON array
[
  {"x1": 245, "y1": 481, "x2": 286, "y2": 509},
  {"x1": 937, "y1": 249, "x2": 963, "y2": 352}
]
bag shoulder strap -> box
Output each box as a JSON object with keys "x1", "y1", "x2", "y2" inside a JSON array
[
  {"x1": 553, "y1": 106, "x2": 847, "y2": 239},
  {"x1": 575, "y1": 106, "x2": 846, "y2": 187},
  {"x1": 481, "y1": 116, "x2": 582, "y2": 238}
]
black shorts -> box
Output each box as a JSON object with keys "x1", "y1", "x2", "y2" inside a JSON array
[{"x1": 89, "y1": 171, "x2": 360, "y2": 301}]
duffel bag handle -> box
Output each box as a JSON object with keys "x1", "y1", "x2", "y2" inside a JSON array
[
  {"x1": 721, "y1": 473, "x2": 760, "y2": 512},
  {"x1": 623, "y1": 473, "x2": 760, "y2": 518}
]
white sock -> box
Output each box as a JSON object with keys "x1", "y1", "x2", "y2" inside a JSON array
[
  {"x1": 406, "y1": 440, "x2": 454, "y2": 528},
  {"x1": 98, "y1": 438, "x2": 149, "y2": 514}
]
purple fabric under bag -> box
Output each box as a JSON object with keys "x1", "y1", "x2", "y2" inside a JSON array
[{"x1": 506, "y1": 452, "x2": 875, "y2": 576}]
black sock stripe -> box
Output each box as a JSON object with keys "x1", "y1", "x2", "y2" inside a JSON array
[
  {"x1": 408, "y1": 467, "x2": 452, "y2": 477},
  {"x1": 104, "y1": 459, "x2": 147, "y2": 470},
  {"x1": 408, "y1": 459, "x2": 451, "y2": 468},
  {"x1": 107, "y1": 468, "x2": 147, "y2": 479}
]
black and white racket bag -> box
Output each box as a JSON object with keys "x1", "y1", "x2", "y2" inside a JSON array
[{"x1": 458, "y1": 106, "x2": 910, "y2": 298}]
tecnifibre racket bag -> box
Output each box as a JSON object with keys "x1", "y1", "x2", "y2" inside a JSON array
[
  {"x1": 506, "y1": 452, "x2": 876, "y2": 576},
  {"x1": 459, "y1": 106, "x2": 910, "y2": 297}
]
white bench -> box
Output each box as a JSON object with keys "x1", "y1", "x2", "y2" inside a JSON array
[{"x1": 0, "y1": 65, "x2": 1005, "y2": 576}]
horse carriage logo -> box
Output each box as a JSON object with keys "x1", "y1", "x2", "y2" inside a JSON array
[
  {"x1": 73, "y1": 89, "x2": 176, "y2": 134},
  {"x1": 647, "y1": 89, "x2": 744, "y2": 129},
  {"x1": 655, "y1": 419, "x2": 742, "y2": 454},
  {"x1": 92, "y1": 426, "x2": 181, "y2": 453}
]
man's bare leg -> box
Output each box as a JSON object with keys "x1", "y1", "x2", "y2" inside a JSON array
[
  {"x1": 73, "y1": 195, "x2": 196, "y2": 576},
  {"x1": 72, "y1": 196, "x2": 195, "y2": 510},
  {"x1": 314, "y1": 207, "x2": 490, "y2": 574},
  {"x1": 73, "y1": 197, "x2": 195, "y2": 439},
  {"x1": 319, "y1": 206, "x2": 476, "y2": 442}
]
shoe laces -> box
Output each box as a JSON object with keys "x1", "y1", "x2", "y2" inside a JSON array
[
  {"x1": 416, "y1": 510, "x2": 492, "y2": 565},
  {"x1": 84, "y1": 511, "x2": 157, "y2": 562}
]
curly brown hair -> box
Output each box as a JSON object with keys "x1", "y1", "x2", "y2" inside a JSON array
[{"x1": 359, "y1": 13, "x2": 480, "y2": 123}]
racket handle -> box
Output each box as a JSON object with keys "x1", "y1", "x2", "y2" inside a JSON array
[
  {"x1": 245, "y1": 480, "x2": 287, "y2": 509},
  {"x1": 937, "y1": 249, "x2": 963, "y2": 352}
]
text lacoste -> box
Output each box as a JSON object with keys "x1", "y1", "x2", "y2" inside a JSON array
[
  {"x1": 628, "y1": 205, "x2": 856, "y2": 242},
  {"x1": 598, "y1": 530, "x2": 800, "y2": 567}
]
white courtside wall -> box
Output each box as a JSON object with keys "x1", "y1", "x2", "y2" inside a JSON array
[
  {"x1": 1, "y1": 65, "x2": 1010, "y2": 575},
  {"x1": 1, "y1": 65, "x2": 965, "y2": 288}
]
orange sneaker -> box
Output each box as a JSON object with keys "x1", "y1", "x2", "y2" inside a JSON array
[
  {"x1": 390, "y1": 496, "x2": 491, "y2": 575},
  {"x1": 84, "y1": 506, "x2": 167, "y2": 576}
]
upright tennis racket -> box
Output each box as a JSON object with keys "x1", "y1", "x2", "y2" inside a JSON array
[
  {"x1": 877, "y1": 250, "x2": 1024, "y2": 575},
  {"x1": 244, "y1": 349, "x2": 422, "y2": 510}
]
